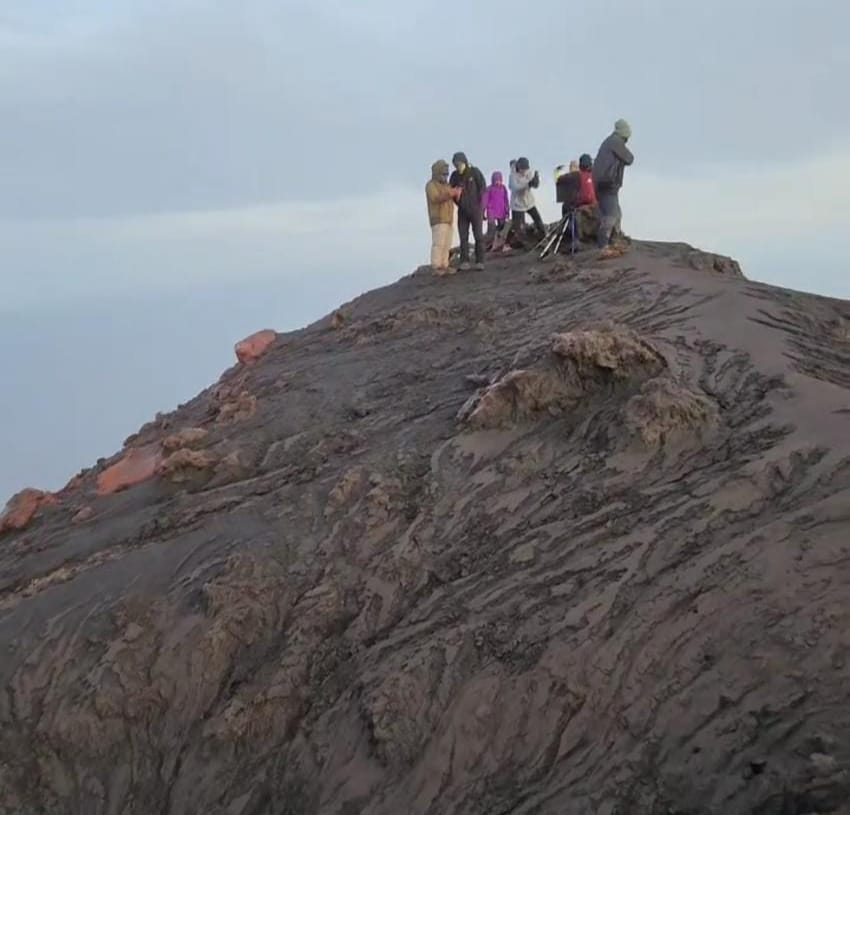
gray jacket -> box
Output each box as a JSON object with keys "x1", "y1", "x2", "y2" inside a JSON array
[{"x1": 592, "y1": 133, "x2": 634, "y2": 192}]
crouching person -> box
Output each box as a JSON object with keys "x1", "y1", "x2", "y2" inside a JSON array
[{"x1": 553, "y1": 155, "x2": 598, "y2": 250}]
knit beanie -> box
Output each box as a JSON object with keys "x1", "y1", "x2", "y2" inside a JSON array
[{"x1": 614, "y1": 119, "x2": 632, "y2": 140}]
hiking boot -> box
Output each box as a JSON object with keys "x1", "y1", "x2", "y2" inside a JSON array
[
  {"x1": 459, "y1": 262, "x2": 472, "y2": 271},
  {"x1": 474, "y1": 262, "x2": 485, "y2": 271},
  {"x1": 598, "y1": 245, "x2": 627, "y2": 260}
]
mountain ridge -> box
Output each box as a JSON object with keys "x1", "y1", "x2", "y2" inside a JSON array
[{"x1": 2, "y1": 240, "x2": 849, "y2": 813}]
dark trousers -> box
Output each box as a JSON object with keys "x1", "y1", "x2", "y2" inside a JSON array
[
  {"x1": 597, "y1": 188, "x2": 622, "y2": 247},
  {"x1": 511, "y1": 207, "x2": 546, "y2": 239},
  {"x1": 458, "y1": 209, "x2": 485, "y2": 264}
]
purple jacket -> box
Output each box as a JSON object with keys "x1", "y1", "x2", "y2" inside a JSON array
[{"x1": 481, "y1": 172, "x2": 510, "y2": 221}]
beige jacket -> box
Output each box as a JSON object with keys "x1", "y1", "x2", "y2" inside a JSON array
[{"x1": 426, "y1": 160, "x2": 455, "y2": 226}]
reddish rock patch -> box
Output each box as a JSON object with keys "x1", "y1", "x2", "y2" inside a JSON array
[
  {"x1": 0, "y1": 488, "x2": 58, "y2": 533},
  {"x1": 58, "y1": 472, "x2": 85, "y2": 495},
  {"x1": 96, "y1": 445, "x2": 163, "y2": 496},
  {"x1": 235, "y1": 329, "x2": 277, "y2": 365}
]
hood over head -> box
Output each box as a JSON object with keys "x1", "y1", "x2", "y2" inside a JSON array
[
  {"x1": 491, "y1": 171, "x2": 503, "y2": 185},
  {"x1": 431, "y1": 159, "x2": 450, "y2": 180},
  {"x1": 452, "y1": 151, "x2": 468, "y2": 168}
]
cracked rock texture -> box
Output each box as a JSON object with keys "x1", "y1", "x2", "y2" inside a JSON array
[{"x1": 1, "y1": 241, "x2": 850, "y2": 814}]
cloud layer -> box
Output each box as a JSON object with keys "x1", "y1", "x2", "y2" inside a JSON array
[{"x1": 1, "y1": 0, "x2": 849, "y2": 500}]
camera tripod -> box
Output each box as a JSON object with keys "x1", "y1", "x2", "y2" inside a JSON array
[{"x1": 538, "y1": 211, "x2": 578, "y2": 260}]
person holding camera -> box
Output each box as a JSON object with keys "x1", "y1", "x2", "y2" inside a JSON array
[{"x1": 508, "y1": 157, "x2": 546, "y2": 242}]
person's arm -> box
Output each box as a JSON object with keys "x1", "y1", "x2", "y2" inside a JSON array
[
  {"x1": 611, "y1": 139, "x2": 634, "y2": 165},
  {"x1": 433, "y1": 183, "x2": 456, "y2": 203},
  {"x1": 511, "y1": 172, "x2": 530, "y2": 193},
  {"x1": 429, "y1": 181, "x2": 458, "y2": 204}
]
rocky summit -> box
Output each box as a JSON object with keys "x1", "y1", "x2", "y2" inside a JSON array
[{"x1": 1, "y1": 241, "x2": 849, "y2": 814}]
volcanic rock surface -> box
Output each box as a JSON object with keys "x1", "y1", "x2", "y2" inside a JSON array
[{"x1": 2, "y1": 241, "x2": 850, "y2": 813}]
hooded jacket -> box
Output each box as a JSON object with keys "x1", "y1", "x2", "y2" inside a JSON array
[
  {"x1": 481, "y1": 172, "x2": 510, "y2": 221},
  {"x1": 425, "y1": 160, "x2": 456, "y2": 226},
  {"x1": 592, "y1": 132, "x2": 634, "y2": 192},
  {"x1": 448, "y1": 154, "x2": 487, "y2": 219}
]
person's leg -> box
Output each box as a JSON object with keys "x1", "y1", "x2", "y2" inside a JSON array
[
  {"x1": 500, "y1": 215, "x2": 513, "y2": 249},
  {"x1": 457, "y1": 211, "x2": 471, "y2": 264},
  {"x1": 471, "y1": 211, "x2": 485, "y2": 264},
  {"x1": 493, "y1": 217, "x2": 508, "y2": 249},
  {"x1": 430, "y1": 224, "x2": 443, "y2": 271},
  {"x1": 438, "y1": 222, "x2": 453, "y2": 269},
  {"x1": 528, "y1": 206, "x2": 546, "y2": 240},
  {"x1": 597, "y1": 189, "x2": 617, "y2": 248},
  {"x1": 611, "y1": 193, "x2": 626, "y2": 243}
]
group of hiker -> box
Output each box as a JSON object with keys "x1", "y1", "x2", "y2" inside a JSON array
[{"x1": 425, "y1": 119, "x2": 634, "y2": 275}]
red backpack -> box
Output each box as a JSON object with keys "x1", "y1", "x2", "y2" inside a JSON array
[{"x1": 578, "y1": 170, "x2": 596, "y2": 205}]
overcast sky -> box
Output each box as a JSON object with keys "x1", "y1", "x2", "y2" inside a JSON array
[{"x1": 1, "y1": 0, "x2": 849, "y2": 499}]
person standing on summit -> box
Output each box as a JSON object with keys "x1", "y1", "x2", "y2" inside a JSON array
[
  {"x1": 425, "y1": 159, "x2": 462, "y2": 276},
  {"x1": 481, "y1": 170, "x2": 510, "y2": 251},
  {"x1": 449, "y1": 152, "x2": 487, "y2": 270},
  {"x1": 593, "y1": 119, "x2": 634, "y2": 251},
  {"x1": 509, "y1": 157, "x2": 547, "y2": 242}
]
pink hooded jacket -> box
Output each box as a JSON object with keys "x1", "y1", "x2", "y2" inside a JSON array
[{"x1": 481, "y1": 172, "x2": 510, "y2": 221}]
